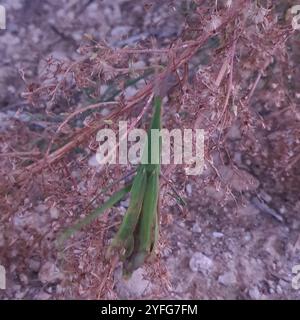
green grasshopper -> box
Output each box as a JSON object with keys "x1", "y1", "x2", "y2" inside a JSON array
[
  {"x1": 58, "y1": 95, "x2": 163, "y2": 277},
  {"x1": 111, "y1": 96, "x2": 162, "y2": 276}
]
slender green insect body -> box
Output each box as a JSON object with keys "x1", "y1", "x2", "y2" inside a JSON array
[
  {"x1": 61, "y1": 93, "x2": 163, "y2": 278},
  {"x1": 123, "y1": 95, "x2": 162, "y2": 275}
]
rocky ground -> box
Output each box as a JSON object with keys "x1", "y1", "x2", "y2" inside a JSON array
[{"x1": 0, "y1": 0, "x2": 300, "y2": 300}]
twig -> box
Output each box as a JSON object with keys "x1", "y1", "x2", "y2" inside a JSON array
[
  {"x1": 45, "y1": 101, "x2": 119, "y2": 156},
  {"x1": 0, "y1": 151, "x2": 41, "y2": 158}
]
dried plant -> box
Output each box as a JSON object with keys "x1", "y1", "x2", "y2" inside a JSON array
[{"x1": 1, "y1": 0, "x2": 298, "y2": 297}]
